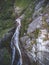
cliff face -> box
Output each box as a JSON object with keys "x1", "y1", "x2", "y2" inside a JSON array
[
  {"x1": 19, "y1": 0, "x2": 49, "y2": 65},
  {"x1": 0, "y1": 0, "x2": 49, "y2": 65}
]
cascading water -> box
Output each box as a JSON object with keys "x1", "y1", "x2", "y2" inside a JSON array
[{"x1": 10, "y1": 15, "x2": 24, "y2": 65}]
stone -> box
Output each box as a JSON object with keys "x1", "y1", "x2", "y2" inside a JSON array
[
  {"x1": 20, "y1": 36, "x2": 29, "y2": 44},
  {"x1": 27, "y1": 16, "x2": 42, "y2": 34}
]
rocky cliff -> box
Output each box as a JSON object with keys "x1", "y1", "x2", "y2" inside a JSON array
[{"x1": 0, "y1": 0, "x2": 49, "y2": 65}]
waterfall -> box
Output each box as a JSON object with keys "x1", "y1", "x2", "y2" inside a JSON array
[
  {"x1": 10, "y1": 14, "x2": 24, "y2": 65},
  {"x1": 10, "y1": 16, "x2": 23, "y2": 65}
]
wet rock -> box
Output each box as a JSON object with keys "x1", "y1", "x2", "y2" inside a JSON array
[{"x1": 20, "y1": 36, "x2": 29, "y2": 45}]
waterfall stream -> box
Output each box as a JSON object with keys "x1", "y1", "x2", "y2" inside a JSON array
[{"x1": 10, "y1": 15, "x2": 24, "y2": 65}]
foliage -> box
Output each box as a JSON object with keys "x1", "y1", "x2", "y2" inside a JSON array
[{"x1": 0, "y1": 0, "x2": 15, "y2": 38}]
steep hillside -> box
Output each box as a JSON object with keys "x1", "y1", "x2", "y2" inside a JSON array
[
  {"x1": 0, "y1": 0, "x2": 49, "y2": 65},
  {"x1": 0, "y1": 0, "x2": 15, "y2": 65},
  {"x1": 0, "y1": 0, "x2": 15, "y2": 38}
]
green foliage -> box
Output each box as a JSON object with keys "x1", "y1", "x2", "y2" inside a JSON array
[
  {"x1": 0, "y1": 0, "x2": 15, "y2": 38},
  {"x1": 20, "y1": 1, "x2": 35, "y2": 37},
  {"x1": 15, "y1": 0, "x2": 32, "y2": 8},
  {"x1": 20, "y1": 19, "x2": 26, "y2": 36}
]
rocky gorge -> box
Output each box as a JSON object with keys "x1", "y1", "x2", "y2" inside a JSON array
[{"x1": 0, "y1": 0, "x2": 49, "y2": 65}]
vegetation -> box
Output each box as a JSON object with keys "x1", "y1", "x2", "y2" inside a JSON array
[
  {"x1": 20, "y1": 0, "x2": 35, "y2": 37},
  {"x1": 0, "y1": 0, "x2": 14, "y2": 64},
  {"x1": 0, "y1": 0, "x2": 49, "y2": 65},
  {"x1": 0, "y1": 0, "x2": 15, "y2": 38},
  {"x1": 15, "y1": 0, "x2": 32, "y2": 8}
]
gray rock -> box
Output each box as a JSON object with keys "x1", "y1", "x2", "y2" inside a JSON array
[
  {"x1": 46, "y1": 18, "x2": 49, "y2": 24},
  {"x1": 44, "y1": 13, "x2": 49, "y2": 25},
  {"x1": 35, "y1": 0, "x2": 45, "y2": 11},
  {"x1": 32, "y1": 7, "x2": 43, "y2": 19},
  {"x1": 20, "y1": 36, "x2": 29, "y2": 44},
  {"x1": 27, "y1": 16, "x2": 42, "y2": 34}
]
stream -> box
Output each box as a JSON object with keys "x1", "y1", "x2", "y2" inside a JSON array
[{"x1": 10, "y1": 15, "x2": 24, "y2": 65}]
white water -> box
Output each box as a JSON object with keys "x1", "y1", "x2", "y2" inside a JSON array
[{"x1": 11, "y1": 15, "x2": 24, "y2": 65}]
